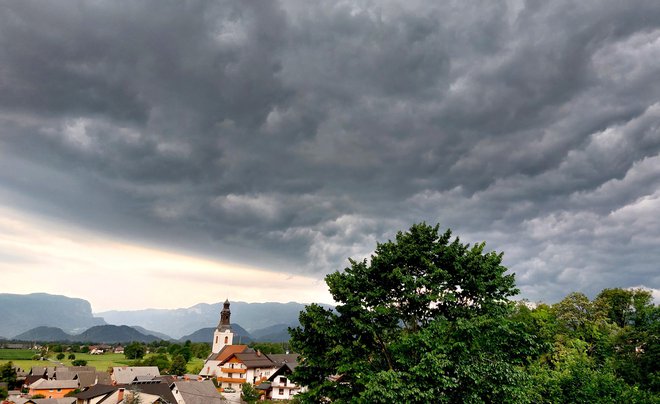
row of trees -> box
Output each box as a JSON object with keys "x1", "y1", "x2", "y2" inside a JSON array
[
  {"x1": 125, "y1": 340, "x2": 211, "y2": 375},
  {"x1": 289, "y1": 223, "x2": 659, "y2": 403},
  {"x1": 129, "y1": 340, "x2": 211, "y2": 360}
]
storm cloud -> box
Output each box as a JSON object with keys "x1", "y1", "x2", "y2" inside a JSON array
[{"x1": 1, "y1": 0, "x2": 659, "y2": 304}]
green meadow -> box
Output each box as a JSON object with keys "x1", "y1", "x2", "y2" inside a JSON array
[{"x1": 0, "y1": 349, "x2": 204, "y2": 374}]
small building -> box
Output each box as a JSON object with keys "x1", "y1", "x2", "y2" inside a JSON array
[
  {"x1": 266, "y1": 362, "x2": 301, "y2": 400},
  {"x1": 216, "y1": 350, "x2": 278, "y2": 389}
]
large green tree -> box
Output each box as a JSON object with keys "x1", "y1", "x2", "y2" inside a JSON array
[
  {"x1": 0, "y1": 361, "x2": 17, "y2": 389},
  {"x1": 169, "y1": 354, "x2": 188, "y2": 376},
  {"x1": 290, "y1": 223, "x2": 537, "y2": 403},
  {"x1": 124, "y1": 342, "x2": 147, "y2": 360}
]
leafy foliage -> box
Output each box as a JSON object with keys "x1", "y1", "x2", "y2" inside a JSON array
[
  {"x1": 137, "y1": 353, "x2": 171, "y2": 372},
  {"x1": 249, "y1": 342, "x2": 287, "y2": 354},
  {"x1": 241, "y1": 382, "x2": 261, "y2": 403},
  {"x1": 124, "y1": 342, "x2": 146, "y2": 360},
  {"x1": 0, "y1": 361, "x2": 17, "y2": 388},
  {"x1": 290, "y1": 223, "x2": 534, "y2": 402},
  {"x1": 169, "y1": 354, "x2": 188, "y2": 376},
  {"x1": 290, "y1": 223, "x2": 659, "y2": 402}
]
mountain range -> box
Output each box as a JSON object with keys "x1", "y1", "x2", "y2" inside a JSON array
[
  {"x1": 13, "y1": 325, "x2": 161, "y2": 343},
  {"x1": 0, "y1": 293, "x2": 332, "y2": 341},
  {"x1": 96, "y1": 300, "x2": 333, "y2": 339},
  {"x1": 0, "y1": 293, "x2": 105, "y2": 337}
]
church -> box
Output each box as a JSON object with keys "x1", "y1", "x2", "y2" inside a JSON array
[{"x1": 199, "y1": 300, "x2": 302, "y2": 399}]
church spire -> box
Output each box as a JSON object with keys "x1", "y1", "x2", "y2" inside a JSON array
[
  {"x1": 218, "y1": 299, "x2": 231, "y2": 331},
  {"x1": 212, "y1": 299, "x2": 234, "y2": 353}
]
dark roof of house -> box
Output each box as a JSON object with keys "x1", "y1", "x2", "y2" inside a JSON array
[
  {"x1": 77, "y1": 371, "x2": 98, "y2": 388},
  {"x1": 268, "y1": 363, "x2": 297, "y2": 381},
  {"x1": 266, "y1": 354, "x2": 299, "y2": 367},
  {"x1": 234, "y1": 352, "x2": 275, "y2": 368},
  {"x1": 132, "y1": 382, "x2": 178, "y2": 403},
  {"x1": 24, "y1": 374, "x2": 45, "y2": 386},
  {"x1": 53, "y1": 370, "x2": 77, "y2": 381},
  {"x1": 254, "y1": 382, "x2": 271, "y2": 391},
  {"x1": 96, "y1": 371, "x2": 112, "y2": 385},
  {"x1": 170, "y1": 380, "x2": 224, "y2": 404},
  {"x1": 154, "y1": 375, "x2": 177, "y2": 384},
  {"x1": 74, "y1": 384, "x2": 118, "y2": 399}
]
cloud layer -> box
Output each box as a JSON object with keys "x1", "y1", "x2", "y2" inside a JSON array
[{"x1": 1, "y1": 0, "x2": 659, "y2": 304}]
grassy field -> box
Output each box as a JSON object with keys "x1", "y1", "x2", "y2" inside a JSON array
[
  {"x1": 0, "y1": 349, "x2": 35, "y2": 360},
  {"x1": 0, "y1": 349, "x2": 204, "y2": 374}
]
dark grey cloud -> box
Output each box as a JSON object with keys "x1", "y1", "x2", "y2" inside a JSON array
[{"x1": 1, "y1": 0, "x2": 660, "y2": 303}]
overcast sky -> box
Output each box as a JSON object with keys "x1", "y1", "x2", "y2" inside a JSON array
[{"x1": 1, "y1": 0, "x2": 659, "y2": 311}]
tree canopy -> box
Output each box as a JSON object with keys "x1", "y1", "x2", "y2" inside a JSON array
[
  {"x1": 290, "y1": 223, "x2": 537, "y2": 402},
  {"x1": 289, "y1": 223, "x2": 659, "y2": 403},
  {"x1": 124, "y1": 342, "x2": 146, "y2": 360}
]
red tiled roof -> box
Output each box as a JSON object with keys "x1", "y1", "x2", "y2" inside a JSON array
[{"x1": 214, "y1": 345, "x2": 248, "y2": 363}]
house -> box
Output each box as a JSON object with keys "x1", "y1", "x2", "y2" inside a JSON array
[
  {"x1": 28, "y1": 378, "x2": 78, "y2": 399},
  {"x1": 252, "y1": 354, "x2": 303, "y2": 401},
  {"x1": 111, "y1": 367, "x2": 160, "y2": 385},
  {"x1": 265, "y1": 361, "x2": 301, "y2": 400},
  {"x1": 170, "y1": 380, "x2": 225, "y2": 404},
  {"x1": 88, "y1": 347, "x2": 104, "y2": 356},
  {"x1": 216, "y1": 350, "x2": 278, "y2": 390},
  {"x1": 199, "y1": 344, "x2": 248, "y2": 379},
  {"x1": 112, "y1": 346, "x2": 124, "y2": 355}
]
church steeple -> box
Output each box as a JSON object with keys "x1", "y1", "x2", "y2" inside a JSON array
[
  {"x1": 212, "y1": 299, "x2": 233, "y2": 353},
  {"x1": 218, "y1": 299, "x2": 231, "y2": 331}
]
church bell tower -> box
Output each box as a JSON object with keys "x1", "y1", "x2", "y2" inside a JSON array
[{"x1": 212, "y1": 299, "x2": 234, "y2": 353}]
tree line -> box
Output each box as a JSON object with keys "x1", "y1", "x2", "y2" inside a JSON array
[{"x1": 289, "y1": 223, "x2": 659, "y2": 403}]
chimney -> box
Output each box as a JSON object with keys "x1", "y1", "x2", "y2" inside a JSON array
[
  {"x1": 256, "y1": 350, "x2": 261, "y2": 357},
  {"x1": 118, "y1": 388, "x2": 124, "y2": 401}
]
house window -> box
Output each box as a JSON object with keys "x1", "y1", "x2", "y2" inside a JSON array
[
  {"x1": 215, "y1": 336, "x2": 218, "y2": 343},
  {"x1": 280, "y1": 377, "x2": 286, "y2": 384},
  {"x1": 224, "y1": 336, "x2": 228, "y2": 343},
  {"x1": 279, "y1": 388, "x2": 285, "y2": 395}
]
